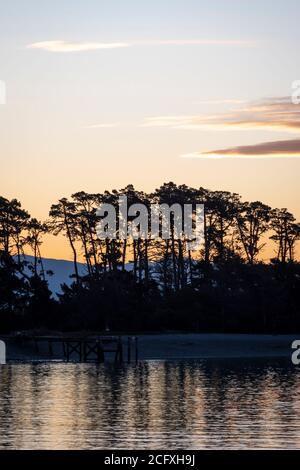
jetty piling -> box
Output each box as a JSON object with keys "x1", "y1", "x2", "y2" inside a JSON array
[{"x1": 127, "y1": 336, "x2": 138, "y2": 363}]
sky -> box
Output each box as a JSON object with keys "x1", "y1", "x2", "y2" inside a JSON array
[{"x1": 0, "y1": 0, "x2": 300, "y2": 260}]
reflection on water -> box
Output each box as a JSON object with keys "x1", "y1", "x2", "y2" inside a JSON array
[{"x1": 0, "y1": 360, "x2": 300, "y2": 449}]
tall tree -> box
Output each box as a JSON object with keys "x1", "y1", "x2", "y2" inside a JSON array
[
  {"x1": 0, "y1": 196, "x2": 30, "y2": 258},
  {"x1": 236, "y1": 201, "x2": 271, "y2": 264},
  {"x1": 270, "y1": 209, "x2": 300, "y2": 262},
  {"x1": 26, "y1": 218, "x2": 48, "y2": 278},
  {"x1": 49, "y1": 198, "x2": 80, "y2": 282}
]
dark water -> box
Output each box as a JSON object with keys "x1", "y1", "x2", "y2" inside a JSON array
[{"x1": 0, "y1": 360, "x2": 300, "y2": 449}]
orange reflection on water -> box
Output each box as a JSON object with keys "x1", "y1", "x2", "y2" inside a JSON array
[{"x1": 0, "y1": 360, "x2": 300, "y2": 449}]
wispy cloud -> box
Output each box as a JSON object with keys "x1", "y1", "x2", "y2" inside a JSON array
[
  {"x1": 136, "y1": 39, "x2": 255, "y2": 46},
  {"x1": 27, "y1": 38, "x2": 255, "y2": 52},
  {"x1": 28, "y1": 41, "x2": 130, "y2": 52},
  {"x1": 142, "y1": 115, "x2": 202, "y2": 128},
  {"x1": 180, "y1": 139, "x2": 300, "y2": 159},
  {"x1": 194, "y1": 99, "x2": 247, "y2": 105},
  {"x1": 83, "y1": 123, "x2": 120, "y2": 129},
  {"x1": 143, "y1": 97, "x2": 300, "y2": 133}
]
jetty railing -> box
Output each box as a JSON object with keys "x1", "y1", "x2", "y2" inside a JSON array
[{"x1": 17, "y1": 334, "x2": 138, "y2": 363}]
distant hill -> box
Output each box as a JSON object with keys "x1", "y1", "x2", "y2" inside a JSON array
[
  {"x1": 21, "y1": 256, "x2": 139, "y2": 297},
  {"x1": 22, "y1": 255, "x2": 87, "y2": 297},
  {"x1": 20, "y1": 255, "x2": 162, "y2": 298}
]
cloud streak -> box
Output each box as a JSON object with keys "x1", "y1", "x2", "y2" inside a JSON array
[
  {"x1": 194, "y1": 99, "x2": 247, "y2": 105},
  {"x1": 180, "y1": 139, "x2": 300, "y2": 159},
  {"x1": 144, "y1": 97, "x2": 300, "y2": 133},
  {"x1": 136, "y1": 39, "x2": 254, "y2": 46},
  {"x1": 28, "y1": 41, "x2": 130, "y2": 52},
  {"x1": 27, "y1": 38, "x2": 255, "y2": 52}
]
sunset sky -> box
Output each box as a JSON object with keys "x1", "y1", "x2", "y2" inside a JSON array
[{"x1": 0, "y1": 0, "x2": 300, "y2": 260}]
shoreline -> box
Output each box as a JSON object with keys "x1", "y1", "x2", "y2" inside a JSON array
[{"x1": 2, "y1": 333, "x2": 298, "y2": 362}]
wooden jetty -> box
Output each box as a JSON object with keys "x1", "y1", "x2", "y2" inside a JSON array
[{"x1": 21, "y1": 334, "x2": 138, "y2": 363}]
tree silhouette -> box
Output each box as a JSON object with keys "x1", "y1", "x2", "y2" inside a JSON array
[
  {"x1": 270, "y1": 209, "x2": 300, "y2": 262},
  {"x1": 236, "y1": 201, "x2": 271, "y2": 264},
  {"x1": 1, "y1": 183, "x2": 300, "y2": 333},
  {"x1": 49, "y1": 198, "x2": 80, "y2": 283}
]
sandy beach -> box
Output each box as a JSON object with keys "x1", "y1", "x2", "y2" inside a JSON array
[{"x1": 2, "y1": 333, "x2": 298, "y2": 362}]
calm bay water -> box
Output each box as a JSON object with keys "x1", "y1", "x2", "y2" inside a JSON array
[{"x1": 0, "y1": 360, "x2": 300, "y2": 449}]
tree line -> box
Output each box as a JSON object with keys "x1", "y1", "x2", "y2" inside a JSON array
[{"x1": 0, "y1": 183, "x2": 300, "y2": 333}]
